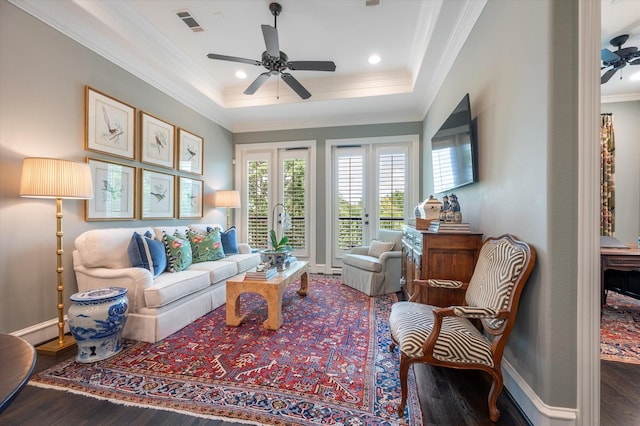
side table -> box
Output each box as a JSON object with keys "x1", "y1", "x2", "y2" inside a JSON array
[
  {"x1": 68, "y1": 287, "x2": 129, "y2": 363},
  {"x1": 0, "y1": 334, "x2": 36, "y2": 413}
]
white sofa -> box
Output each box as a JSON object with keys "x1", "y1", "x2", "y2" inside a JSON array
[{"x1": 72, "y1": 224, "x2": 260, "y2": 343}]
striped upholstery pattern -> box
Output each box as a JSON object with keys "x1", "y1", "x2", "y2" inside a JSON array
[
  {"x1": 452, "y1": 306, "x2": 498, "y2": 318},
  {"x1": 390, "y1": 301, "x2": 494, "y2": 366},
  {"x1": 464, "y1": 238, "x2": 527, "y2": 330},
  {"x1": 427, "y1": 278, "x2": 463, "y2": 288}
]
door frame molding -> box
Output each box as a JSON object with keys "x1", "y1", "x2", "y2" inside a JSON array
[{"x1": 576, "y1": 0, "x2": 601, "y2": 424}]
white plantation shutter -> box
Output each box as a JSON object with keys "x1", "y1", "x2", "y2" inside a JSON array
[
  {"x1": 337, "y1": 154, "x2": 364, "y2": 250},
  {"x1": 378, "y1": 152, "x2": 406, "y2": 230},
  {"x1": 282, "y1": 156, "x2": 307, "y2": 253},
  {"x1": 247, "y1": 159, "x2": 269, "y2": 248}
]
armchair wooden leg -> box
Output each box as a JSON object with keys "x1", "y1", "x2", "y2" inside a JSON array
[
  {"x1": 397, "y1": 354, "x2": 410, "y2": 418},
  {"x1": 487, "y1": 368, "x2": 503, "y2": 422}
]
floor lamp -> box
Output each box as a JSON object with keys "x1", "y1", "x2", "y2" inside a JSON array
[
  {"x1": 20, "y1": 157, "x2": 94, "y2": 355},
  {"x1": 214, "y1": 190, "x2": 241, "y2": 229}
]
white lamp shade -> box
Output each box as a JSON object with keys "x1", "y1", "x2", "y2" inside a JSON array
[
  {"x1": 214, "y1": 190, "x2": 241, "y2": 208},
  {"x1": 20, "y1": 157, "x2": 94, "y2": 199}
]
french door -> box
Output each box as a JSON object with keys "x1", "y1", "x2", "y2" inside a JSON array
[
  {"x1": 328, "y1": 136, "x2": 418, "y2": 269},
  {"x1": 236, "y1": 141, "x2": 316, "y2": 261}
]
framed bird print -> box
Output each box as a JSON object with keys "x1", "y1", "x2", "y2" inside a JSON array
[
  {"x1": 85, "y1": 86, "x2": 136, "y2": 159},
  {"x1": 178, "y1": 177, "x2": 204, "y2": 219},
  {"x1": 141, "y1": 169, "x2": 175, "y2": 219},
  {"x1": 178, "y1": 128, "x2": 204, "y2": 175},
  {"x1": 85, "y1": 158, "x2": 136, "y2": 221},
  {"x1": 140, "y1": 111, "x2": 175, "y2": 169}
]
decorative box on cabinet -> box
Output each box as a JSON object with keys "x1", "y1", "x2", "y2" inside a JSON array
[{"x1": 401, "y1": 225, "x2": 483, "y2": 306}]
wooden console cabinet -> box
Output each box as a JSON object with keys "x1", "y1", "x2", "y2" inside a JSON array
[{"x1": 401, "y1": 225, "x2": 482, "y2": 306}]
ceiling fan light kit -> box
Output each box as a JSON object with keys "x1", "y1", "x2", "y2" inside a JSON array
[
  {"x1": 207, "y1": 2, "x2": 336, "y2": 100},
  {"x1": 601, "y1": 34, "x2": 640, "y2": 84}
]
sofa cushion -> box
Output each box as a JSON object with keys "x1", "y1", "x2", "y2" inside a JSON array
[
  {"x1": 187, "y1": 229, "x2": 225, "y2": 263},
  {"x1": 368, "y1": 240, "x2": 395, "y2": 258},
  {"x1": 188, "y1": 260, "x2": 239, "y2": 283},
  {"x1": 342, "y1": 254, "x2": 383, "y2": 273},
  {"x1": 127, "y1": 231, "x2": 166, "y2": 277},
  {"x1": 162, "y1": 232, "x2": 193, "y2": 272},
  {"x1": 225, "y1": 252, "x2": 261, "y2": 272},
  {"x1": 143, "y1": 269, "x2": 210, "y2": 308}
]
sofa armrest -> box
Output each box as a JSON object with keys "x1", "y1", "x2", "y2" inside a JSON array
[
  {"x1": 379, "y1": 250, "x2": 402, "y2": 262},
  {"x1": 349, "y1": 246, "x2": 370, "y2": 255},
  {"x1": 237, "y1": 243, "x2": 252, "y2": 254},
  {"x1": 73, "y1": 251, "x2": 153, "y2": 313}
]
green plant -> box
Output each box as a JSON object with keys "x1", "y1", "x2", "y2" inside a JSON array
[{"x1": 269, "y1": 229, "x2": 291, "y2": 252}]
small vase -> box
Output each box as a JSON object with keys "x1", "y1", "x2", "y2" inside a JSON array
[{"x1": 68, "y1": 287, "x2": 129, "y2": 363}]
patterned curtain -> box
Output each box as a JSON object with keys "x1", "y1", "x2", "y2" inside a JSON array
[{"x1": 600, "y1": 113, "x2": 615, "y2": 236}]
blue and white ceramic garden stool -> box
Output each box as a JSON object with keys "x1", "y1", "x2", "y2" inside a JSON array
[{"x1": 68, "y1": 287, "x2": 129, "y2": 363}]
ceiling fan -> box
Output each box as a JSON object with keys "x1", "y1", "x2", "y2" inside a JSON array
[
  {"x1": 601, "y1": 34, "x2": 640, "y2": 84},
  {"x1": 206, "y1": 2, "x2": 336, "y2": 100}
]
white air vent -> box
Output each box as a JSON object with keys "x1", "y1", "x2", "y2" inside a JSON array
[
  {"x1": 176, "y1": 10, "x2": 203, "y2": 32},
  {"x1": 365, "y1": 0, "x2": 380, "y2": 6}
]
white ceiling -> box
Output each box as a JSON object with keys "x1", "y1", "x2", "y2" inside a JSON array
[
  {"x1": 9, "y1": 0, "x2": 640, "y2": 132},
  {"x1": 601, "y1": 0, "x2": 640, "y2": 102}
]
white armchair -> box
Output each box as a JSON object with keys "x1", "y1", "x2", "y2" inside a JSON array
[{"x1": 341, "y1": 229, "x2": 403, "y2": 296}]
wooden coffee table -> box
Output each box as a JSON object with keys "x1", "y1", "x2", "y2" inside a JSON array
[{"x1": 226, "y1": 261, "x2": 309, "y2": 330}]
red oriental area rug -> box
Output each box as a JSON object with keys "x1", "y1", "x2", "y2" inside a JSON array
[
  {"x1": 30, "y1": 274, "x2": 422, "y2": 425},
  {"x1": 601, "y1": 292, "x2": 640, "y2": 364}
]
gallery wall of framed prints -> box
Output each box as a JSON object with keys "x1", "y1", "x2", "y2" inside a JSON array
[{"x1": 83, "y1": 85, "x2": 205, "y2": 221}]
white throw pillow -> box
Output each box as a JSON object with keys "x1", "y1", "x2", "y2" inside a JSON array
[{"x1": 368, "y1": 240, "x2": 395, "y2": 258}]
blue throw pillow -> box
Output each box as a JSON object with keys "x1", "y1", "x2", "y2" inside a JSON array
[
  {"x1": 127, "y1": 232, "x2": 167, "y2": 277},
  {"x1": 210, "y1": 226, "x2": 239, "y2": 255}
]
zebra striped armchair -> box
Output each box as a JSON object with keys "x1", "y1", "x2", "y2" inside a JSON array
[{"x1": 389, "y1": 234, "x2": 536, "y2": 422}]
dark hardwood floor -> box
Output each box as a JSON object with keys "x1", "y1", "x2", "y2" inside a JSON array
[{"x1": 600, "y1": 360, "x2": 640, "y2": 426}]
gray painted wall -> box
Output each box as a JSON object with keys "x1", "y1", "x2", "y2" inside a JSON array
[
  {"x1": 0, "y1": 2, "x2": 234, "y2": 333},
  {"x1": 600, "y1": 101, "x2": 640, "y2": 244},
  {"x1": 423, "y1": 0, "x2": 578, "y2": 407}
]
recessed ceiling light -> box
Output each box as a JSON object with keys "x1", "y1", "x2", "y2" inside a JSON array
[
  {"x1": 630, "y1": 71, "x2": 640, "y2": 81},
  {"x1": 368, "y1": 54, "x2": 381, "y2": 65},
  {"x1": 235, "y1": 70, "x2": 247, "y2": 79}
]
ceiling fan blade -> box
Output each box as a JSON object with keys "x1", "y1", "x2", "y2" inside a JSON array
[
  {"x1": 615, "y1": 46, "x2": 638, "y2": 57},
  {"x1": 281, "y1": 73, "x2": 311, "y2": 99},
  {"x1": 601, "y1": 48, "x2": 619, "y2": 63},
  {"x1": 601, "y1": 68, "x2": 617, "y2": 84},
  {"x1": 287, "y1": 61, "x2": 336, "y2": 72},
  {"x1": 244, "y1": 72, "x2": 271, "y2": 95},
  {"x1": 261, "y1": 24, "x2": 279, "y2": 57},
  {"x1": 629, "y1": 58, "x2": 640, "y2": 65},
  {"x1": 207, "y1": 53, "x2": 261, "y2": 66}
]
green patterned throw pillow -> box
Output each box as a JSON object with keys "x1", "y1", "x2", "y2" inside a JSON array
[
  {"x1": 162, "y1": 232, "x2": 193, "y2": 272},
  {"x1": 187, "y1": 229, "x2": 225, "y2": 263}
]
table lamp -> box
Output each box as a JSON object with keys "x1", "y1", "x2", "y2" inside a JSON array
[
  {"x1": 214, "y1": 190, "x2": 241, "y2": 229},
  {"x1": 20, "y1": 157, "x2": 94, "y2": 355}
]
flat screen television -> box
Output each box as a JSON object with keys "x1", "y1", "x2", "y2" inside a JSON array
[{"x1": 431, "y1": 93, "x2": 478, "y2": 194}]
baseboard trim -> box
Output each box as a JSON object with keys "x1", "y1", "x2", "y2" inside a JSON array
[
  {"x1": 10, "y1": 317, "x2": 70, "y2": 347},
  {"x1": 503, "y1": 359, "x2": 578, "y2": 425}
]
